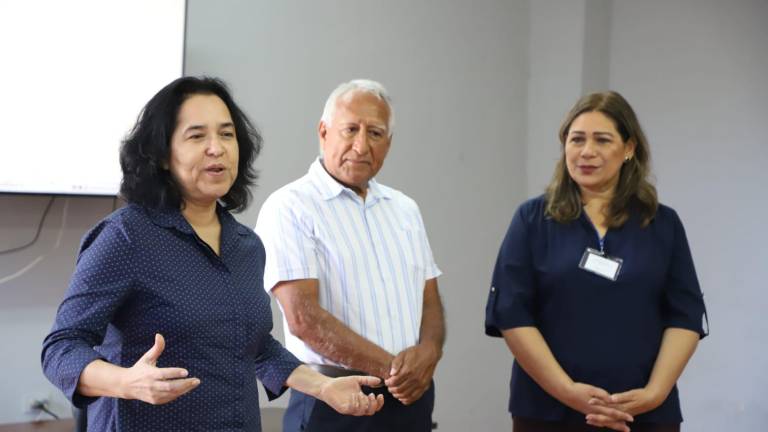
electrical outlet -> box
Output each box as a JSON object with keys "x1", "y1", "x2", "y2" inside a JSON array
[{"x1": 22, "y1": 394, "x2": 50, "y2": 414}]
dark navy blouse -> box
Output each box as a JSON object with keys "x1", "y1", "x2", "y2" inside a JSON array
[
  {"x1": 485, "y1": 196, "x2": 707, "y2": 424},
  {"x1": 42, "y1": 204, "x2": 301, "y2": 431}
]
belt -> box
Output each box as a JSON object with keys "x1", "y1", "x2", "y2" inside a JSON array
[{"x1": 307, "y1": 364, "x2": 368, "y2": 378}]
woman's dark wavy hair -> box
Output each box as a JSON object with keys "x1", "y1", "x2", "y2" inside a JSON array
[
  {"x1": 119, "y1": 76, "x2": 261, "y2": 212},
  {"x1": 545, "y1": 91, "x2": 658, "y2": 227}
]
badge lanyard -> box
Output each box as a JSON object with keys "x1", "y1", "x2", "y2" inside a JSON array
[{"x1": 578, "y1": 226, "x2": 623, "y2": 281}]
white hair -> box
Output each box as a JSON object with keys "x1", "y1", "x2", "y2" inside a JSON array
[{"x1": 320, "y1": 79, "x2": 395, "y2": 136}]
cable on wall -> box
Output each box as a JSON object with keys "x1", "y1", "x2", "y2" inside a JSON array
[
  {"x1": 0, "y1": 195, "x2": 55, "y2": 255},
  {"x1": 0, "y1": 197, "x2": 69, "y2": 286},
  {"x1": 30, "y1": 400, "x2": 61, "y2": 420}
]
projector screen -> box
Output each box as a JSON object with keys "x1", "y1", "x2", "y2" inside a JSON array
[{"x1": 0, "y1": 1, "x2": 186, "y2": 196}]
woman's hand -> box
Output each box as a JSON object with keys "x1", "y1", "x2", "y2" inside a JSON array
[
  {"x1": 119, "y1": 334, "x2": 200, "y2": 404},
  {"x1": 563, "y1": 382, "x2": 633, "y2": 432},
  {"x1": 77, "y1": 334, "x2": 199, "y2": 404},
  {"x1": 607, "y1": 387, "x2": 664, "y2": 416},
  {"x1": 318, "y1": 375, "x2": 385, "y2": 416},
  {"x1": 583, "y1": 385, "x2": 665, "y2": 431}
]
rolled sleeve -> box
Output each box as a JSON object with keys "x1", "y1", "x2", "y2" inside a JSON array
[
  {"x1": 254, "y1": 335, "x2": 302, "y2": 400},
  {"x1": 662, "y1": 211, "x2": 708, "y2": 338},
  {"x1": 485, "y1": 205, "x2": 537, "y2": 337},
  {"x1": 41, "y1": 220, "x2": 134, "y2": 406}
]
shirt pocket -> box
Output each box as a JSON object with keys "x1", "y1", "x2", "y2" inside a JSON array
[{"x1": 400, "y1": 225, "x2": 428, "y2": 266}]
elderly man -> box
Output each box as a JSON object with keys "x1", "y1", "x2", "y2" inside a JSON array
[{"x1": 255, "y1": 79, "x2": 445, "y2": 432}]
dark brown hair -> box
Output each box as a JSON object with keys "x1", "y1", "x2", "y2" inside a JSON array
[{"x1": 545, "y1": 91, "x2": 657, "y2": 227}]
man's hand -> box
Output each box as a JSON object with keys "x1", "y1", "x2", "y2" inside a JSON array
[
  {"x1": 384, "y1": 343, "x2": 440, "y2": 405},
  {"x1": 318, "y1": 375, "x2": 385, "y2": 416},
  {"x1": 119, "y1": 334, "x2": 200, "y2": 405}
]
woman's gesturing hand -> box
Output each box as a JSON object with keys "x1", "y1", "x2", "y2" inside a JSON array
[{"x1": 120, "y1": 334, "x2": 200, "y2": 405}]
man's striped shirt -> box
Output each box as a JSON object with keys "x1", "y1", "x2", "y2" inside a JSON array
[{"x1": 255, "y1": 159, "x2": 441, "y2": 365}]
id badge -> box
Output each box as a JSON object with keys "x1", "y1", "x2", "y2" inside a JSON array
[{"x1": 579, "y1": 247, "x2": 623, "y2": 281}]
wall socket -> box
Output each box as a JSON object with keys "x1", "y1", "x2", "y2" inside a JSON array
[
  {"x1": 20, "y1": 392, "x2": 66, "y2": 421},
  {"x1": 22, "y1": 394, "x2": 50, "y2": 415}
]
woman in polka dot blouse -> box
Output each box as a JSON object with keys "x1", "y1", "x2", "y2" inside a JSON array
[{"x1": 42, "y1": 76, "x2": 384, "y2": 431}]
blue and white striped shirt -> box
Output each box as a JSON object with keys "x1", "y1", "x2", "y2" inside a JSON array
[{"x1": 256, "y1": 159, "x2": 441, "y2": 365}]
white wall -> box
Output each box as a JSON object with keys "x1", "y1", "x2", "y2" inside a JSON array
[
  {"x1": 526, "y1": 0, "x2": 589, "y2": 196},
  {"x1": 526, "y1": 0, "x2": 614, "y2": 197},
  {"x1": 607, "y1": 1, "x2": 768, "y2": 429}
]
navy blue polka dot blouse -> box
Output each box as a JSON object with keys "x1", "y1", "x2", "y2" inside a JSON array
[{"x1": 42, "y1": 204, "x2": 301, "y2": 431}]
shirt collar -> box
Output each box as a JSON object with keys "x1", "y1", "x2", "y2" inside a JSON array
[
  {"x1": 145, "y1": 205, "x2": 194, "y2": 234},
  {"x1": 145, "y1": 203, "x2": 249, "y2": 236},
  {"x1": 309, "y1": 158, "x2": 392, "y2": 202}
]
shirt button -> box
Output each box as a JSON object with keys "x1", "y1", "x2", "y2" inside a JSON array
[{"x1": 490, "y1": 286, "x2": 495, "y2": 292}]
